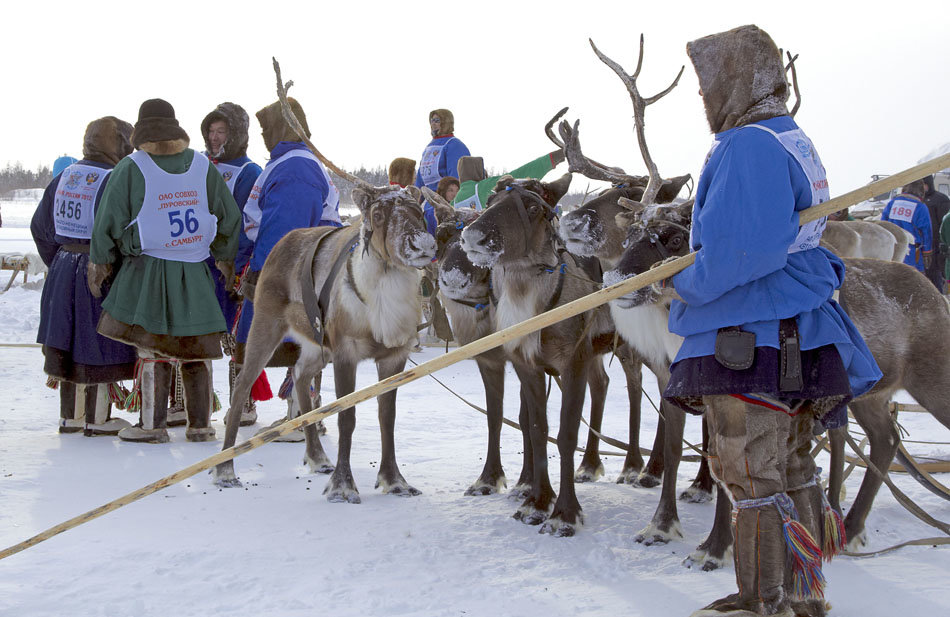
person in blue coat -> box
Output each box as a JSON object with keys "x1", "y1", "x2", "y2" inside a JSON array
[
  {"x1": 414, "y1": 109, "x2": 470, "y2": 192},
  {"x1": 31, "y1": 117, "x2": 137, "y2": 436},
  {"x1": 881, "y1": 180, "x2": 932, "y2": 272},
  {"x1": 659, "y1": 26, "x2": 881, "y2": 617}
]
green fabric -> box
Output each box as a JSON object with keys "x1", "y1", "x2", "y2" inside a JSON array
[
  {"x1": 453, "y1": 152, "x2": 557, "y2": 210},
  {"x1": 91, "y1": 149, "x2": 241, "y2": 336},
  {"x1": 941, "y1": 210, "x2": 950, "y2": 280}
]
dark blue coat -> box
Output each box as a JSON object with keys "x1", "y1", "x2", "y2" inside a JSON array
[{"x1": 31, "y1": 160, "x2": 137, "y2": 373}]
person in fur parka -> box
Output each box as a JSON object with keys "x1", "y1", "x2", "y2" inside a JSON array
[
  {"x1": 661, "y1": 26, "x2": 881, "y2": 617},
  {"x1": 31, "y1": 116, "x2": 137, "y2": 436},
  {"x1": 414, "y1": 108, "x2": 470, "y2": 192},
  {"x1": 90, "y1": 99, "x2": 241, "y2": 443}
]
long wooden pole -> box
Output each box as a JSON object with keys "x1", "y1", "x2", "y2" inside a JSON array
[{"x1": 1, "y1": 153, "x2": 948, "y2": 562}]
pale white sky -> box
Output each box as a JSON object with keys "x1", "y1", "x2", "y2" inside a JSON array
[{"x1": 4, "y1": 0, "x2": 948, "y2": 194}]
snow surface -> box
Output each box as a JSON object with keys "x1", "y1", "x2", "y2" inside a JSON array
[{"x1": 1, "y1": 199, "x2": 949, "y2": 617}]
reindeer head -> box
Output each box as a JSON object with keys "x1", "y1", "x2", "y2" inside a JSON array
[
  {"x1": 460, "y1": 174, "x2": 572, "y2": 268},
  {"x1": 351, "y1": 185, "x2": 436, "y2": 269},
  {"x1": 603, "y1": 200, "x2": 693, "y2": 308},
  {"x1": 437, "y1": 218, "x2": 491, "y2": 303}
]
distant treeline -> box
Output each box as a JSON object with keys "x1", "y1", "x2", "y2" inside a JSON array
[{"x1": 0, "y1": 162, "x2": 52, "y2": 197}]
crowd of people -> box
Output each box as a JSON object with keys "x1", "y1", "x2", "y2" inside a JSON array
[{"x1": 24, "y1": 23, "x2": 950, "y2": 617}]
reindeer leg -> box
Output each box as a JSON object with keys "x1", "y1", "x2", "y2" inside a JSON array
[
  {"x1": 213, "y1": 316, "x2": 287, "y2": 488},
  {"x1": 843, "y1": 396, "x2": 899, "y2": 549},
  {"x1": 827, "y1": 425, "x2": 846, "y2": 516},
  {"x1": 295, "y1": 351, "x2": 333, "y2": 474},
  {"x1": 465, "y1": 354, "x2": 507, "y2": 496},
  {"x1": 636, "y1": 398, "x2": 684, "y2": 544},
  {"x1": 325, "y1": 356, "x2": 360, "y2": 503},
  {"x1": 374, "y1": 353, "x2": 419, "y2": 496},
  {"x1": 541, "y1": 354, "x2": 590, "y2": 537},
  {"x1": 616, "y1": 351, "x2": 645, "y2": 484},
  {"x1": 575, "y1": 357, "x2": 607, "y2": 483},
  {"x1": 510, "y1": 380, "x2": 535, "y2": 499},
  {"x1": 680, "y1": 414, "x2": 714, "y2": 503},
  {"x1": 687, "y1": 485, "x2": 734, "y2": 571},
  {"x1": 512, "y1": 362, "x2": 554, "y2": 525}
]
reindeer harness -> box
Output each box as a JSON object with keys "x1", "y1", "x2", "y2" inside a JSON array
[{"x1": 299, "y1": 226, "x2": 361, "y2": 345}]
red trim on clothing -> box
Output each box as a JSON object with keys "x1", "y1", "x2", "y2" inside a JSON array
[
  {"x1": 433, "y1": 133, "x2": 454, "y2": 139},
  {"x1": 390, "y1": 181, "x2": 406, "y2": 187},
  {"x1": 729, "y1": 393, "x2": 786, "y2": 412}
]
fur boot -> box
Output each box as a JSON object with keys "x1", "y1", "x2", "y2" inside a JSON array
[
  {"x1": 181, "y1": 360, "x2": 215, "y2": 442},
  {"x1": 58, "y1": 382, "x2": 83, "y2": 433},
  {"x1": 83, "y1": 384, "x2": 131, "y2": 436},
  {"x1": 119, "y1": 357, "x2": 172, "y2": 443}
]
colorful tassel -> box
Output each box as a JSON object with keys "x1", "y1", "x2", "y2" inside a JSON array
[
  {"x1": 109, "y1": 382, "x2": 131, "y2": 410},
  {"x1": 822, "y1": 503, "x2": 847, "y2": 560},
  {"x1": 251, "y1": 370, "x2": 273, "y2": 402},
  {"x1": 781, "y1": 513, "x2": 826, "y2": 600},
  {"x1": 212, "y1": 392, "x2": 222, "y2": 413},
  {"x1": 45, "y1": 376, "x2": 59, "y2": 390},
  {"x1": 277, "y1": 368, "x2": 294, "y2": 400}
]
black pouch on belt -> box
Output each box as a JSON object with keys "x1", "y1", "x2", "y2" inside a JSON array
[
  {"x1": 714, "y1": 326, "x2": 756, "y2": 370},
  {"x1": 779, "y1": 317, "x2": 804, "y2": 392}
]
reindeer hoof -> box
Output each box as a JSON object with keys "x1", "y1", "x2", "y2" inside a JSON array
[
  {"x1": 211, "y1": 464, "x2": 242, "y2": 488},
  {"x1": 324, "y1": 485, "x2": 361, "y2": 504},
  {"x1": 540, "y1": 517, "x2": 577, "y2": 537},
  {"x1": 635, "y1": 520, "x2": 683, "y2": 546},
  {"x1": 376, "y1": 475, "x2": 421, "y2": 496},
  {"x1": 845, "y1": 530, "x2": 867, "y2": 551},
  {"x1": 465, "y1": 477, "x2": 506, "y2": 496},
  {"x1": 679, "y1": 486, "x2": 714, "y2": 503},
  {"x1": 635, "y1": 472, "x2": 662, "y2": 488},
  {"x1": 574, "y1": 462, "x2": 605, "y2": 483},
  {"x1": 615, "y1": 468, "x2": 642, "y2": 484},
  {"x1": 513, "y1": 506, "x2": 547, "y2": 526},
  {"x1": 305, "y1": 455, "x2": 334, "y2": 475},
  {"x1": 508, "y1": 482, "x2": 532, "y2": 499},
  {"x1": 684, "y1": 544, "x2": 732, "y2": 571}
]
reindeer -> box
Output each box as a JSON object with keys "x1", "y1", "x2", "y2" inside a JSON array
[
  {"x1": 430, "y1": 192, "x2": 646, "y2": 495},
  {"x1": 821, "y1": 220, "x2": 899, "y2": 260},
  {"x1": 213, "y1": 184, "x2": 437, "y2": 504},
  {"x1": 609, "y1": 201, "x2": 950, "y2": 564}
]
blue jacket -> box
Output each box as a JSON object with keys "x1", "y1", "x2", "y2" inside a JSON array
[
  {"x1": 882, "y1": 194, "x2": 932, "y2": 271},
  {"x1": 31, "y1": 160, "x2": 113, "y2": 265},
  {"x1": 414, "y1": 135, "x2": 470, "y2": 191},
  {"x1": 669, "y1": 116, "x2": 881, "y2": 399},
  {"x1": 211, "y1": 155, "x2": 262, "y2": 271},
  {"x1": 422, "y1": 201, "x2": 438, "y2": 236},
  {"x1": 249, "y1": 142, "x2": 329, "y2": 272}
]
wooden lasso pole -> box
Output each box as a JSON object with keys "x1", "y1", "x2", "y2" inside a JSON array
[{"x1": 1, "y1": 154, "x2": 948, "y2": 562}]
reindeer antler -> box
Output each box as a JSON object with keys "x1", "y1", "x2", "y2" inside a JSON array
[
  {"x1": 272, "y1": 57, "x2": 372, "y2": 189},
  {"x1": 547, "y1": 107, "x2": 631, "y2": 180},
  {"x1": 557, "y1": 118, "x2": 648, "y2": 187},
  {"x1": 589, "y1": 35, "x2": 684, "y2": 205},
  {"x1": 784, "y1": 51, "x2": 801, "y2": 117}
]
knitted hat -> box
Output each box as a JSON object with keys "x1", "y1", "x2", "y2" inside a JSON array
[
  {"x1": 131, "y1": 99, "x2": 189, "y2": 148},
  {"x1": 52, "y1": 156, "x2": 77, "y2": 177}
]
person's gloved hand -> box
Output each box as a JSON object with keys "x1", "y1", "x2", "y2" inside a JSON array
[
  {"x1": 216, "y1": 260, "x2": 236, "y2": 293},
  {"x1": 87, "y1": 262, "x2": 113, "y2": 298}
]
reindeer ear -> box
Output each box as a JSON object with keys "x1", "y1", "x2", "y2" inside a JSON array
[
  {"x1": 351, "y1": 187, "x2": 375, "y2": 217},
  {"x1": 615, "y1": 210, "x2": 641, "y2": 229},
  {"x1": 617, "y1": 197, "x2": 646, "y2": 214},
  {"x1": 541, "y1": 173, "x2": 572, "y2": 206},
  {"x1": 404, "y1": 185, "x2": 422, "y2": 203},
  {"x1": 673, "y1": 199, "x2": 694, "y2": 223},
  {"x1": 657, "y1": 174, "x2": 692, "y2": 203}
]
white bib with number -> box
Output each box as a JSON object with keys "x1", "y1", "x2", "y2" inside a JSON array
[
  {"x1": 746, "y1": 124, "x2": 831, "y2": 253},
  {"x1": 213, "y1": 160, "x2": 251, "y2": 195},
  {"x1": 242, "y1": 149, "x2": 340, "y2": 241},
  {"x1": 53, "y1": 164, "x2": 111, "y2": 239},
  {"x1": 887, "y1": 197, "x2": 918, "y2": 224},
  {"x1": 418, "y1": 138, "x2": 456, "y2": 187},
  {"x1": 129, "y1": 150, "x2": 216, "y2": 263}
]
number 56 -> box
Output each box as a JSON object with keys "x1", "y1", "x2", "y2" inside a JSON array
[{"x1": 168, "y1": 209, "x2": 199, "y2": 238}]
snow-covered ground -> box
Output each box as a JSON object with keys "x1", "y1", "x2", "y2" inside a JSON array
[{"x1": 1, "y1": 199, "x2": 948, "y2": 617}]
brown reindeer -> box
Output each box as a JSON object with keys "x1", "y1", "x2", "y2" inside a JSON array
[
  {"x1": 821, "y1": 220, "x2": 899, "y2": 261},
  {"x1": 459, "y1": 173, "x2": 630, "y2": 536},
  {"x1": 213, "y1": 185, "x2": 436, "y2": 504},
  {"x1": 609, "y1": 202, "x2": 950, "y2": 564}
]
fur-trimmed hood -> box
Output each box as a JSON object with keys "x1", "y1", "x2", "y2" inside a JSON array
[
  {"x1": 139, "y1": 139, "x2": 189, "y2": 156},
  {"x1": 82, "y1": 116, "x2": 134, "y2": 166},
  {"x1": 388, "y1": 157, "x2": 416, "y2": 187},
  {"x1": 687, "y1": 25, "x2": 789, "y2": 134},
  {"x1": 257, "y1": 98, "x2": 310, "y2": 153},
  {"x1": 457, "y1": 156, "x2": 485, "y2": 183},
  {"x1": 429, "y1": 108, "x2": 455, "y2": 136},
  {"x1": 201, "y1": 102, "x2": 250, "y2": 160}
]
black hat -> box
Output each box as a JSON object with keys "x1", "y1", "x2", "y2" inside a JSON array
[{"x1": 131, "y1": 98, "x2": 190, "y2": 148}]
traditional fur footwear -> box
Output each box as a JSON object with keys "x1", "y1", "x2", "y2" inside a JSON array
[
  {"x1": 59, "y1": 418, "x2": 84, "y2": 434},
  {"x1": 166, "y1": 405, "x2": 187, "y2": 427},
  {"x1": 84, "y1": 417, "x2": 132, "y2": 436},
  {"x1": 119, "y1": 424, "x2": 170, "y2": 443},
  {"x1": 185, "y1": 426, "x2": 216, "y2": 442},
  {"x1": 239, "y1": 401, "x2": 258, "y2": 427},
  {"x1": 690, "y1": 606, "x2": 793, "y2": 617}
]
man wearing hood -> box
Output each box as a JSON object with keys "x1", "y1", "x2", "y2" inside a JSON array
[
  {"x1": 90, "y1": 99, "x2": 241, "y2": 443},
  {"x1": 659, "y1": 26, "x2": 881, "y2": 617},
  {"x1": 233, "y1": 97, "x2": 341, "y2": 436},
  {"x1": 414, "y1": 109, "x2": 470, "y2": 192},
  {"x1": 31, "y1": 117, "x2": 138, "y2": 436},
  {"x1": 922, "y1": 175, "x2": 949, "y2": 291},
  {"x1": 191, "y1": 102, "x2": 265, "y2": 427}
]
